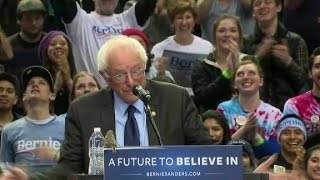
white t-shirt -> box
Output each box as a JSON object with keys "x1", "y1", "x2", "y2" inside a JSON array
[
  {"x1": 150, "y1": 35, "x2": 213, "y2": 95},
  {"x1": 151, "y1": 35, "x2": 213, "y2": 58},
  {"x1": 65, "y1": 3, "x2": 146, "y2": 86}
]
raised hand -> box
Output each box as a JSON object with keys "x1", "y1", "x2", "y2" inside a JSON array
[
  {"x1": 243, "y1": 113, "x2": 258, "y2": 142},
  {"x1": 271, "y1": 39, "x2": 293, "y2": 66},
  {"x1": 254, "y1": 153, "x2": 278, "y2": 173},
  {"x1": 54, "y1": 58, "x2": 72, "y2": 93},
  {"x1": 255, "y1": 37, "x2": 277, "y2": 59},
  {"x1": 243, "y1": 112, "x2": 257, "y2": 133},
  {"x1": 0, "y1": 31, "x2": 13, "y2": 60},
  {"x1": 229, "y1": 39, "x2": 240, "y2": 65},
  {"x1": 225, "y1": 39, "x2": 240, "y2": 73},
  {"x1": 231, "y1": 113, "x2": 257, "y2": 140},
  {"x1": 254, "y1": 153, "x2": 308, "y2": 180},
  {"x1": 59, "y1": 63, "x2": 73, "y2": 91},
  {"x1": 154, "y1": 57, "x2": 169, "y2": 76},
  {"x1": 0, "y1": 166, "x2": 28, "y2": 180},
  {"x1": 56, "y1": 58, "x2": 71, "y2": 80},
  {"x1": 293, "y1": 146, "x2": 306, "y2": 170},
  {"x1": 54, "y1": 70, "x2": 64, "y2": 94}
]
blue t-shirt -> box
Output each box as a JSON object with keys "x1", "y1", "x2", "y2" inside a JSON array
[{"x1": 0, "y1": 115, "x2": 65, "y2": 172}]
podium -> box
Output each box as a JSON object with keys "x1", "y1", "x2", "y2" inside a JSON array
[
  {"x1": 104, "y1": 145, "x2": 243, "y2": 180},
  {"x1": 68, "y1": 146, "x2": 269, "y2": 180}
]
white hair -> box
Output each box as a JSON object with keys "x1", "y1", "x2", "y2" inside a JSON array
[{"x1": 97, "y1": 35, "x2": 148, "y2": 72}]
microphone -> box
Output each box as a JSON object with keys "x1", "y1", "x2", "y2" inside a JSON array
[
  {"x1": 105, "y1": 130, "x2": 116, "y2": 152},
  {"x1": 132, "y1": 85, "x2": 163, "y2": 146},
  {"x1": 132, "y1": 85, "x2": 151, "y2": 103}
]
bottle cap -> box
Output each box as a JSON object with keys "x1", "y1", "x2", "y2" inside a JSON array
[{"x1": 94, "y1": 127, "x2": 101, "y2": 132}]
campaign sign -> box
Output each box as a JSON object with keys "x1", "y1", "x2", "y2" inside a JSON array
[
  {"x1": 162, "y1": 50, "x2": 207, "y2": 89},
  {"x1": 104, "y1": 145, "x2": 242, "y2": 180}
]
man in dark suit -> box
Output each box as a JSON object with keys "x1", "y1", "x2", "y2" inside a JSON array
[{"x1": 2, "y1": 35, "x2": 215, "y2": 180}]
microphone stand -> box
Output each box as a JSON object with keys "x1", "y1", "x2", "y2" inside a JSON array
[{"x1": 144, "y1": 103, "x2": 163, "y2": 146}]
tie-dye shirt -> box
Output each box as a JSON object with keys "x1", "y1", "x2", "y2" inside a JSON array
[
  {"x1": 217, "y1": 99, "x2": 282, "y2": 140},
  {"x1": 217, "y1": 99, "x2": 282, "y2": 158},
  {"x1": 283, "y1": 91, "x2": 320, "y2": 136}
]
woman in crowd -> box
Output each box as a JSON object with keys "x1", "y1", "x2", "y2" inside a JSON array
[
  {"x1": 217, "y1": 59, "x2": 282, "y2": 159},
  {"x1": 151, "y1": 0, "x2": 213, "y2": 82},
  {"x1": 69, "y1": 71, "x2": 101, "y2": 102},
  {"x1": 201, "y1": 109, "x2": 231, "y2": 144},
  {"x1": 39, "y1": 30, "x2": 76, "y2": 115},
  {"x1": 192, "y1": 15, "x2": 246, "y2": 113},
  {"x1": 57, "y1": 71, "x2": 101, "y2": 120},
  {"x1": 304, "y1": 145, "x2": 320, "y2": 180}
]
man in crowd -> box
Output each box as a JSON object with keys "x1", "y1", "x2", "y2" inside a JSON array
[
  {"x1": 0, "y1": 72, "x2": 21, "y2": 142},
  {"x1": 254, "y1": 114, "x2": 307, "y2": 178},
  {"x1": 283, "y1": 47, "x2": 320, "y2": 139},
  {"x1": 1, "y1": 35, "x2": 216, "y2": 180},
  {"x1": 0, "y1": 66, "x2": 65, "y2": 173},
  {"x1": 242, "y1": 0, "x2": 309, "y2": 110},
  {"x1": 51, "y1": 0, "x2": 157, "y2": 86},
  {"x1": 1, "y1": 0, "x2": 46, "y2": 85}
]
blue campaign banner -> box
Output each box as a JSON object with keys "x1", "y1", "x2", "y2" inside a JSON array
[
  {"x1": 162, "y1": 50, "x2": 207, "y2": 89},
  {"x1": 104, "y1": 145, "x2": 243, "y2": 180}
]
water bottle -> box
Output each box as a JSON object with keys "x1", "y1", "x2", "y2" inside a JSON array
[{"x1": 88, "y1": 127, "x2": 105, "y2": 175}]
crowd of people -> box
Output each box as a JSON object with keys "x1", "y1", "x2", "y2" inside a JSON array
[{"x1": 0, "y1": 0, "x2": 319, "y2": 179}]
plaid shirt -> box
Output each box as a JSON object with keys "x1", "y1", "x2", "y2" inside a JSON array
[{"x1": 242, "y1": 22, "x2": 309, "y2": 110}]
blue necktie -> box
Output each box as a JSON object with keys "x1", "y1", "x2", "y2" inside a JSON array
[{"x1": 124, "y1": 105, "x2": 140, "y2": 146}]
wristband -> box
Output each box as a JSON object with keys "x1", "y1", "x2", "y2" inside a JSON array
[
  {"x1": 222, "y1": 70, "x2": 232, "y2": 80},
  {"x1": 254, "y1": 135, "x2": 265, "y2": 147}
]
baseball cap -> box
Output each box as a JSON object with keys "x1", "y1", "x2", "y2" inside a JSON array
[
  {"x1": 227, "y1": 139, "x2": 256, "y2": 167},
  {"x1": 21, "y1": 66, "x2": 54, "y2": 92},
  {"x1": 17, "y1": 0, "x2": 46, "y2": 18}
]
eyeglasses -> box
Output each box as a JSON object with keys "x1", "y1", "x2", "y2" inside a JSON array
[
  {"x1": 0, "y1": 87, "x2": 15, "y2": 94},
  {"x1": 108, "y1": 67, "x2": 145, "y2": 84}
]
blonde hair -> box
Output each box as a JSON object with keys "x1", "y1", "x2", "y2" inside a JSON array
[
  {"x1": 232, "y1": 58, "x2": 264, "y2": 98},
  {"x1": 69, "y1": 71, "x2": 101, "y2": 101}
]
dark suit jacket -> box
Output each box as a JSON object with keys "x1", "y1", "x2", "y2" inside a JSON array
[{"x1": 30, "y1": 80, "x2": 215, "y2": 179}]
